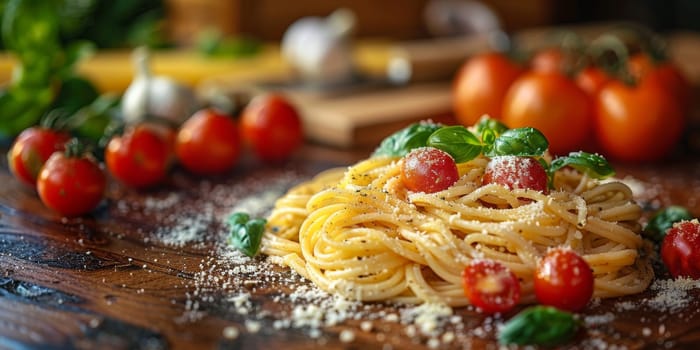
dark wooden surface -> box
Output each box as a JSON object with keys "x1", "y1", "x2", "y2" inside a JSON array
[{"x1": 1, "y1": 138, "x2": 700, "y2": 350}]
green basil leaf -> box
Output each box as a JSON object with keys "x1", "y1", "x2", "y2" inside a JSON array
[
  {"x1": 227, "y1": 212, "x2": 266, "y2": 257},
  {"x1": 485, "y1": 127, "x2": 548, "y2": 157},
  {"x1": 481, "y1": 128, "x2": 497, "y2": 146},
  {"x1": 372, "y1": 122, "x2": 442, "y2": 158},
  {"x1": 475, "y1": 117, "x2": 509, "y2": 138},
  {"x1": 427, "y1": 125, "x2": 483, "y2": 163},
  {"x1": 550, "y1": 151, "x2": 615, "y2": 179},
  {"x1": 644, "y1": 206, "x2": 694, "y2": 243},
  {"x1": 499, "y1": 306, "x2": 580, "y2": 347}
]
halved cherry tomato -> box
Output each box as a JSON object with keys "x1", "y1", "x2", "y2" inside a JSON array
[
  {"x1": 240, "y1": 93, "x2": 303, "y2": 162},
  {"x1": 501, "y1": 71, "x2": 593, "y2": 155},
  {"x1": 595, "y1": 76, "x2": 684, "y2": 162},
  {"x1": 8, "y1": 127, "x2": 70, "y2": 187},
  {"x1": 37, "y1": 143, "x2": 106, "y2": 217},
  {"x1": 661, "y1": 220, "x2": 700, "y2": 279},
  {"x1": 452, "y1": 52, "x2": 523, "y2": 126},
  {"x1": 401, "y1": 147, "x2": 459, "y2": 193},
  {"x1": 534, "y1": 248, "x2": 594, "y2": 312},
  {"x1": 106, "y1": 124, "x2": 172, "y2": 188},
  {"x1": 176, "y1": 108, "x2": 241, "y2": 175},
  {"x1": 482, "y1": 156, "x2": 548, "y2": 194},
  {"x1": 462, "y1": 259, "x2": 521, "y2": 314}
]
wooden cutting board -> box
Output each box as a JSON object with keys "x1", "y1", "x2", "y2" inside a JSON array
[{"x1": 285, "y1": 82, "x2": 455, "y2": 148}]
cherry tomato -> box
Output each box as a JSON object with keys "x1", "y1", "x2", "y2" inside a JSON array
[
  {"x1": 37, "y1": 145, "x2": 106, "y2": 217},
  {"x1": 176, "y1": 108, "x2": 241, "y2": 175},
  {"x1": 595, "y1": 76, "x2": 684, "y2": 162},
  {"x1": 401, "y1": 147, "x2": 459, "y2": 193},
  {"x1": 661, "y1": 220, "x2": 700, "y2": 279},
  {"x1": 501, "y1": 71, "x2": 593, "y2": 155},
  {"x1": 534, "y1": 248, "x2": 594, "y2": 312},
  {"x1": 482, "y1": 156, "x2": 548, "y2": 193},
  {"x1": 240, "y1": 93, "x2": 303, "y2": 162},
  {"x1": 462, "y1": 259, "x2": 521, "y2": 314},
  {"x1": 575, "y1": 66, "x2": 611, "y2": 97},
  {"x1": 452, "y1": 52, "x2": 523, "y2": 126},
  {"x1": 106, "y1": 124, "x2": 172, "y2": 188},
  {"x1": 7, "y1": 127, "x2": 70, "y2": 187}
]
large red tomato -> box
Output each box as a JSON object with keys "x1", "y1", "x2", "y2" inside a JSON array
[
  {"x1": 628, "y1": 53, "x2": 691, "y2": 115},
  {"x1": 595, "y1": 75, "x2": 684, "y2": 162},
  {"x1": 452, "y1": 52, "x2": 523, "y2": 126},
  {"x1": 501, "y1": 71, "x2": 593, "y2": 155}
]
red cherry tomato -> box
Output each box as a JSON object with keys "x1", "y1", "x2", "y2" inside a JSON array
[
  {"x1": 462, "y1": 259, "x2": 521, "y2": 314},
  {"x1": 501, "y1": 71, "x2": 593, "y2": 155},
  {"x1": 661, "y1": 220, "x2": 700, "y2": 279},
  {"x1": 401, "y1": 147, "x2": 459, "y2": 193},
  {"x1": 595, "y1": 76, "x2": 684, "y2": 162},
  {"x1": 7, "y1": 127, "x2": 70, "y2": 187},
  {"x1": 482, "y1": 156, "x2": 548, "y2": 194},
  {"x1": 106, "y1": 124, "x2": 172, "y2": 188},
  {"x1": 176, "y1": 108, "x2": 241, "y2": 175},
  {"x1": 37, "y1": 146, "x2": 106, "y2": 217},
  {"x1": 240, "y1": 94, "x2": 303, "y2": 162},
  {"x1": 452, "y1": 52, "x2": 523, "y2": 126},
  {"x1": 534, "y1": 248, "x2": 594, "y2": 312}
]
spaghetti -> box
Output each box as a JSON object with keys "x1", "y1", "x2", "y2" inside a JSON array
[{"x1": 261, "y1": 151, "x2": 653, "y2": 307}]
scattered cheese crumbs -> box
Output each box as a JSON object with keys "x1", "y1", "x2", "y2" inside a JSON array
[
  {"x1": 245, "y1": 320, "x2": 261, "y2": 333},
  {"x1": 339, "y1": 329, "x2": 355, "y2": 343},
  {"x1": 108, "y1": 166, "x2": 700, "y2": 348},
  {"x1": 222, "y1": 326, "x2": 240, "y2": 339}
]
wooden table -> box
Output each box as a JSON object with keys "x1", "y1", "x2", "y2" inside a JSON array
[{"x1": 1, "y1": 138, "x2": 700, "y2": 350}]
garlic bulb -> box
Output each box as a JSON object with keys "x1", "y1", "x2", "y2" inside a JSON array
[
  {"x1": 121, "y1": 47, "x2": 199, "y2": 126},
  {"x1": 281, "y1": 8, "x2": 357, "y2": 85}
]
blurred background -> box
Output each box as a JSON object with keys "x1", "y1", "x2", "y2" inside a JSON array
[{"x1": 1, "y1": 0, "x2": 698, "y2": 50}]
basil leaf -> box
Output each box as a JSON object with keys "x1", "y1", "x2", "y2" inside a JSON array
[
  {"x1": 644, "y1": 206, "x2": 694, "y2": 243},
  {"x1": 485, "y1": 127, "x2": 548, "y2": 157},
  {"x1": 427, "y1": 125, "x2": 483, "y2": 163},
  {"x1": 227, "y1": 212, "x2": 266, "y2": 257},
  {"x1": 475, "y1": 117, "x2": 509, "y2": 137},
  {"x1": 499, "y1": 306, "x2": 580, "y2": 347},
  {"x1": 550, "y1": 152, "x2": 615, "y2": 179},
  {"x1": 372, "y1": 122, "x2": 442, "y2": 158}
]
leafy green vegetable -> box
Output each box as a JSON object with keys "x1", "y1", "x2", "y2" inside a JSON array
[
  {"x1": 0, "y1": 0, "x2": 99, "y2": 139},
  {"x1": 644, "y1": 206, "x2": 694, "y2": 243},
  {"x1": 475, "y1": 117, "x2": 508, "y2": 138},
  {"x1": 550, "y1": 152, "x2": 615, "y2": 180},
  {"x1": 485, "y1": 127, "x2": 549, "y2": 157},
  {"x1": 373, "y1": 119, "x2": 614, "y2": 189},
  {"x1": 426, "y1": 126, "x2": 482, "y2": 163},
  {"x1": 372, "y1": 122, "x2": 441, "y2": 158},
  {"x1": 227, "y1": 212, "x2": 267, "y2": 257},
  {"x1": 499, "y1": 306, "x2": 580, "y2": 346},
  {"x1": 197, "y1": 29, "x2": 261, "y2": 58}
]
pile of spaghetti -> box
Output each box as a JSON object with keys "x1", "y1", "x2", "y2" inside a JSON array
[{"x1": 260, "y1": 122, "x2": 653, "y2": 306}]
